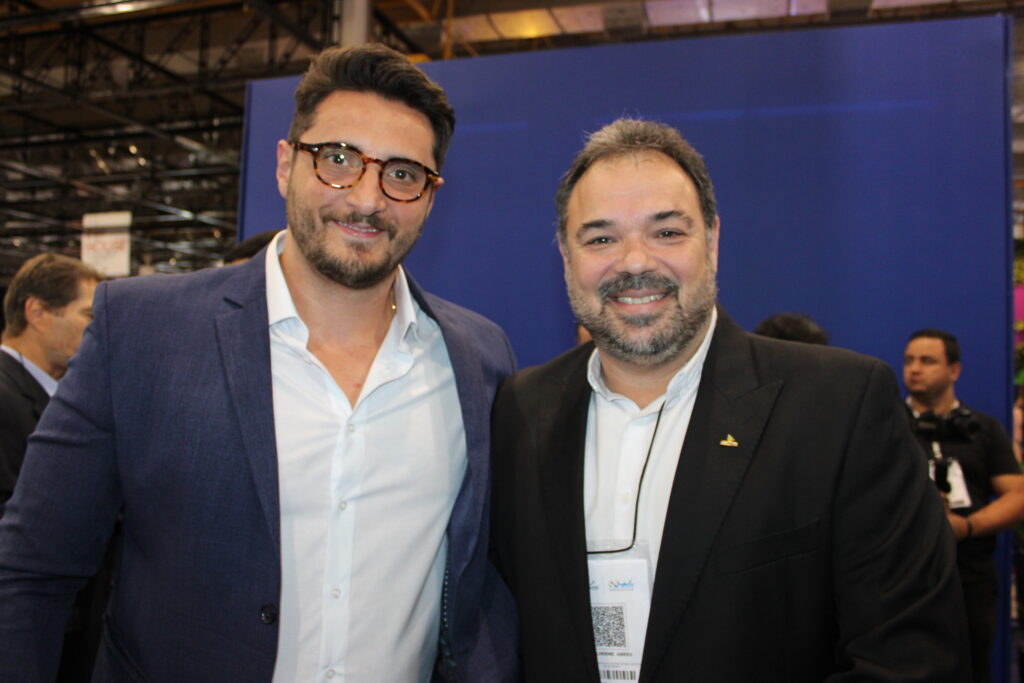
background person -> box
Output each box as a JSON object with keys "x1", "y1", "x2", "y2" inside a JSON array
[
  {"x1": 903, "y1": 328, "x2": 1024, "y2": 683},
  {"x1": 752, "y1": 311, "x2": 829, "y2": 345},
  {"x1": 0, "y1": 252, "x2": 104, "y2": 682},
  {"x1": 0, "y1": 253, "x2": 100, "y2": 514}
]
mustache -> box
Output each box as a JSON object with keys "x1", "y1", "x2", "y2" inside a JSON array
[{"x1": 597, "y1": 272, "x2": 679, "y2": 301}]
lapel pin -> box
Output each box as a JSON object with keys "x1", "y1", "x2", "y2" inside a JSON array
[{"x1": 719, "y1": 434, "x2": 739, "y2": 447}]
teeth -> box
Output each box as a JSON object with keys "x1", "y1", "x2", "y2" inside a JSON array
[
  {"x1": 616, "y1": 294, "x2": 664, "y2": 305},
  {"x1": 334, "y1": 220, "x2": 379, "y2": 233}
]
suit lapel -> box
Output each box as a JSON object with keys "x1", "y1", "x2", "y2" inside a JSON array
[
  {"x1": 536, "y1": 349, "x2": 602, "y2": 678},
  {"x1": 214, "y1": 258, "x2": 280, "y2": 549},
  {"x1": 409, "y1": 279, "x2": 486, "y2": 574},
  {"x1": 640, "y1": 312, "x2": 782, "y2": 682}
]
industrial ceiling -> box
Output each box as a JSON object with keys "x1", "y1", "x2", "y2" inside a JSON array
[{"x1": 2, "y1": 0, "x2": 1022, "y2": 284}]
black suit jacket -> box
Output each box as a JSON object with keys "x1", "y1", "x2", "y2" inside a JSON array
[
  {"x1": 491, "y1": 310, "x2": 970, "y2": 682},
  {"x1": 0, "y1": 350, "x2": 49, "y2": 516}
]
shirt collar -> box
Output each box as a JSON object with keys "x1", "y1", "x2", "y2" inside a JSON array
[
  {"x1": 1, "y1": 344, "x2": 58, "y2": 396},
  {"x1": 905, "y1": 396, "x2": 960, "y2": 418},
  {"x1": 264, "y1": 230, "x2": 419, "y2": 343},
  {"x1": 586, "y1": 306, "x2": 718, "y2": 409},
  {"x1": 265, "y1": 230, "x2": 297, "y2": 328}
]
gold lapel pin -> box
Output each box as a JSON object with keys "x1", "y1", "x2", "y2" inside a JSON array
[{"x1": 719, "y1": 434, "x2": 739, "y2": 447}]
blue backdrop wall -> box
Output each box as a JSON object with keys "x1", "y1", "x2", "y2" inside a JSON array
[
  {"x1": 240, "y1": 15, "x2": 1012, "y2": 422},
  {"x1": 240, "y1": 15, "x2": 1014, "y2": 678}
]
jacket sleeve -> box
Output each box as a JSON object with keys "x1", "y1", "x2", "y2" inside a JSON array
[
  {"x1": 828, "y1": 361, "x2": 971, "y2": 682},
  {"x1": 0, "y1": 281, "x2": 122, "y2": 680}
]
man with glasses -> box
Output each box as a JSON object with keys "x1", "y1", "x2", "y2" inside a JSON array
[
  {"x1": 490, "y1": 118, "x2": 969, "y2": 681},
  {"x1": 0, "y1": 44, "x2": 517, "y2": 682}
]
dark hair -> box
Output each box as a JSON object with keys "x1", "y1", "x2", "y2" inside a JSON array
[
  {"x1": 754, "y1": 312, "x2": 829, "y2": 345},
  {"x1": 3, "y1": 254, "x2": 102, "y2": 337},
  {"x1": 223, "y1": 230, "x2": 279, "y2": 264},
  {"x1": 908, "y1": 328, "x2": 960, "y2": 365},
  {"x1": 288, "y1": 43, "x2": 455, "y2": 170},
  {"x1": 556, "y1": 118, "x2": 716, "y2": 244}
]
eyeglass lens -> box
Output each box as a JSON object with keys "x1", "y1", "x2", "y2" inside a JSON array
[{"x1": 315, "y1": 145, "x2": 429, "y2": 201}]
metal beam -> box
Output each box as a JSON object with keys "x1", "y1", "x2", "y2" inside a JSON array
[
  {"x1": 0, "y1": 66, "x2": 236, "y2": 163},
  {"x1": 0, "y1": 0, "x2": 210, "y2": 32},
  {"x1": 340, "y1": 0, "x2": 372, "y2": 45},
  {"x1": 0, "y1": 207, "x2": 67, "y2": 227},
  {"x1": 0, "y1": 159, "x2": 234, "y2": 229},
  {"x1": 84, "y1": 28, "x2": 242, "y2": 113},
  {"x1": 244, "y1": 0, "x2": 325, "y2": 51},
  {"x1": 0, "y1": 118, "x2": 243, "y2": 152},
  {"x1": 827, "y1": 0, "x2": 872, "y2": 16},
  {"x1": 1, "y1": 165, "x2": 238, "y2": 190},
  {"x1": 371, "y1": 8, "x2": 426, "y2": 54}
]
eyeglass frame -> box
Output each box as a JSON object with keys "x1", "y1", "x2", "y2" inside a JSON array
[{"x1": 290, "y1": 140, "x2": 442, "y2": 203}]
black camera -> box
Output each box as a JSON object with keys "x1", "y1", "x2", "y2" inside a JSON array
[
  {"x1": 909, "y1": 406, "x2": 979, "y2": 495},
  {"x1": 912, "y1": 407, "x2": 980, "y2": 442}
]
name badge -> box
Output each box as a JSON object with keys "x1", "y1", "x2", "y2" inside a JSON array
[
  {"x1": 587, "y1": 556, "x2": 651, "y2": 682},
  {"x1": 944, "y1": 459, "x2": 972, "y2": 509}
]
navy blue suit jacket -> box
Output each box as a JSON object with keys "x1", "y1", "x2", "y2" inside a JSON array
[{"x1": 0, "y1": 254, "x2": 519, "y2": 682}]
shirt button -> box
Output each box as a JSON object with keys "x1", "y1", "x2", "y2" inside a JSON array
[
  {"x1": 260, "y1": 603, "x2": 278, "y2": 624},
  {"x1": 338, "y1": 499, "x2": 348, "y2": 511},
  {"x1": 331, "y1": 587, "x2": 341, "y2": 599},
  {"x1": 620, "y1": 493, "x2": 631, "y2": 503},
  {"x1": 326, "y1": 670, "x2": 336, "y2": 679},
  {"x1": 347, "y1": 423, "x2": 355, "y2": 433}
]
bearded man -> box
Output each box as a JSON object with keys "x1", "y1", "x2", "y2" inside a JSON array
[
  {"x1": 0, "y1": 44, "x2": 517, "y2": 682},
  {"x1": 489, "y1": 118, "x2": 969, "y2": 682}
]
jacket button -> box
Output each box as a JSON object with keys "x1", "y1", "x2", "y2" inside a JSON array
[{"x1": 260, "y1": 603, "x2": 278, "y2": 624}]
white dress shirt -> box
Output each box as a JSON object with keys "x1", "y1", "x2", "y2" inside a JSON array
[
  {"x1": 266, "y1": 232, "x2": 466, "y2": 682},
  {"x1": 0, "y1": 345, "x2": 57, "y2": 396},
  {"x1": 583, "y1": 308, "x2": 717, "y2": 576}
]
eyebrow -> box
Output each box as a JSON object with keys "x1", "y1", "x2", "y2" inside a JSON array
[
  {"x1": 652, "y1": 210, "x2": 690, "y2": 224},
  {"x1": 576, "y1": 210, "x2": 694, "y2": 236}
]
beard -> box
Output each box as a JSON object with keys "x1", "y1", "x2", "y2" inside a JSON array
[
  {"x1": 568, "y1": 266, "x2": 717, "y2": 368},
  {"x1": 285, "y1": 183, "x2": 423, "y2": 290}
]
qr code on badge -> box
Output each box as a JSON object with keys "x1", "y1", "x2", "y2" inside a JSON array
[{"x1": 592, "y1": 604, "x2": 627, "y2": 648}]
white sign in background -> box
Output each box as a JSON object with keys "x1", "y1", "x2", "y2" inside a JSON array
[{"x1": 81, "y1": 211, "x2": 132, "y2": 277}]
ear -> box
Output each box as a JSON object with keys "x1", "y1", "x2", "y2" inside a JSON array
[
  {"x1": 707, "y1": 216, "x2": 721, "y2": 272},
  {"x1": 23, "y1": 296, "x2": 50, "y2": 332},
  {"x1": 275, "y1": 140, "x2": 294, "y2": 199},
  {"x1": 557, "y1": 236, "x2": 569, "y2": 268},
  {"x1": 422, "y1": 177, "x2": 443, "y2": 215},
  {"x1": 950, "y1": 362, "x2": 962, "y2": 382}
]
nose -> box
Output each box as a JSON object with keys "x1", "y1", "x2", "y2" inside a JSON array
[
  {"x1": 343, "y1": 164, "x2": 388, "y2": 216},
  {"x1": 616, "y1": 234, "x2": 658, "y2": 275}
]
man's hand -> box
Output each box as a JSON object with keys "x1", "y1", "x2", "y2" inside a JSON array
[
  {"x1": 946, "y1": 511, "x2": 970, "y2": 541},
  {"x1": 946, "y1": 473, "x2": 1024, "y2": 541}
]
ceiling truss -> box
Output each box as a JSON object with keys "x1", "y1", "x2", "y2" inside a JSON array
[{"x1": 1, "y1": 0, "x2": 1023, "y2": 282}]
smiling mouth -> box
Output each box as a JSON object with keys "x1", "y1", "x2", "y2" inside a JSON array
[
  {"x1": 325, "y1": 215, "x2": 392, "y2": 240},
  {"x1": 334, "y1": 219, "x2": 381, "y2": 233},
  {"x1": 614, "y1": 293, "x2": 666, "y2": 305},
  {"x1": 598, "y1": 273, "x2": 680, "y2": 307}
]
